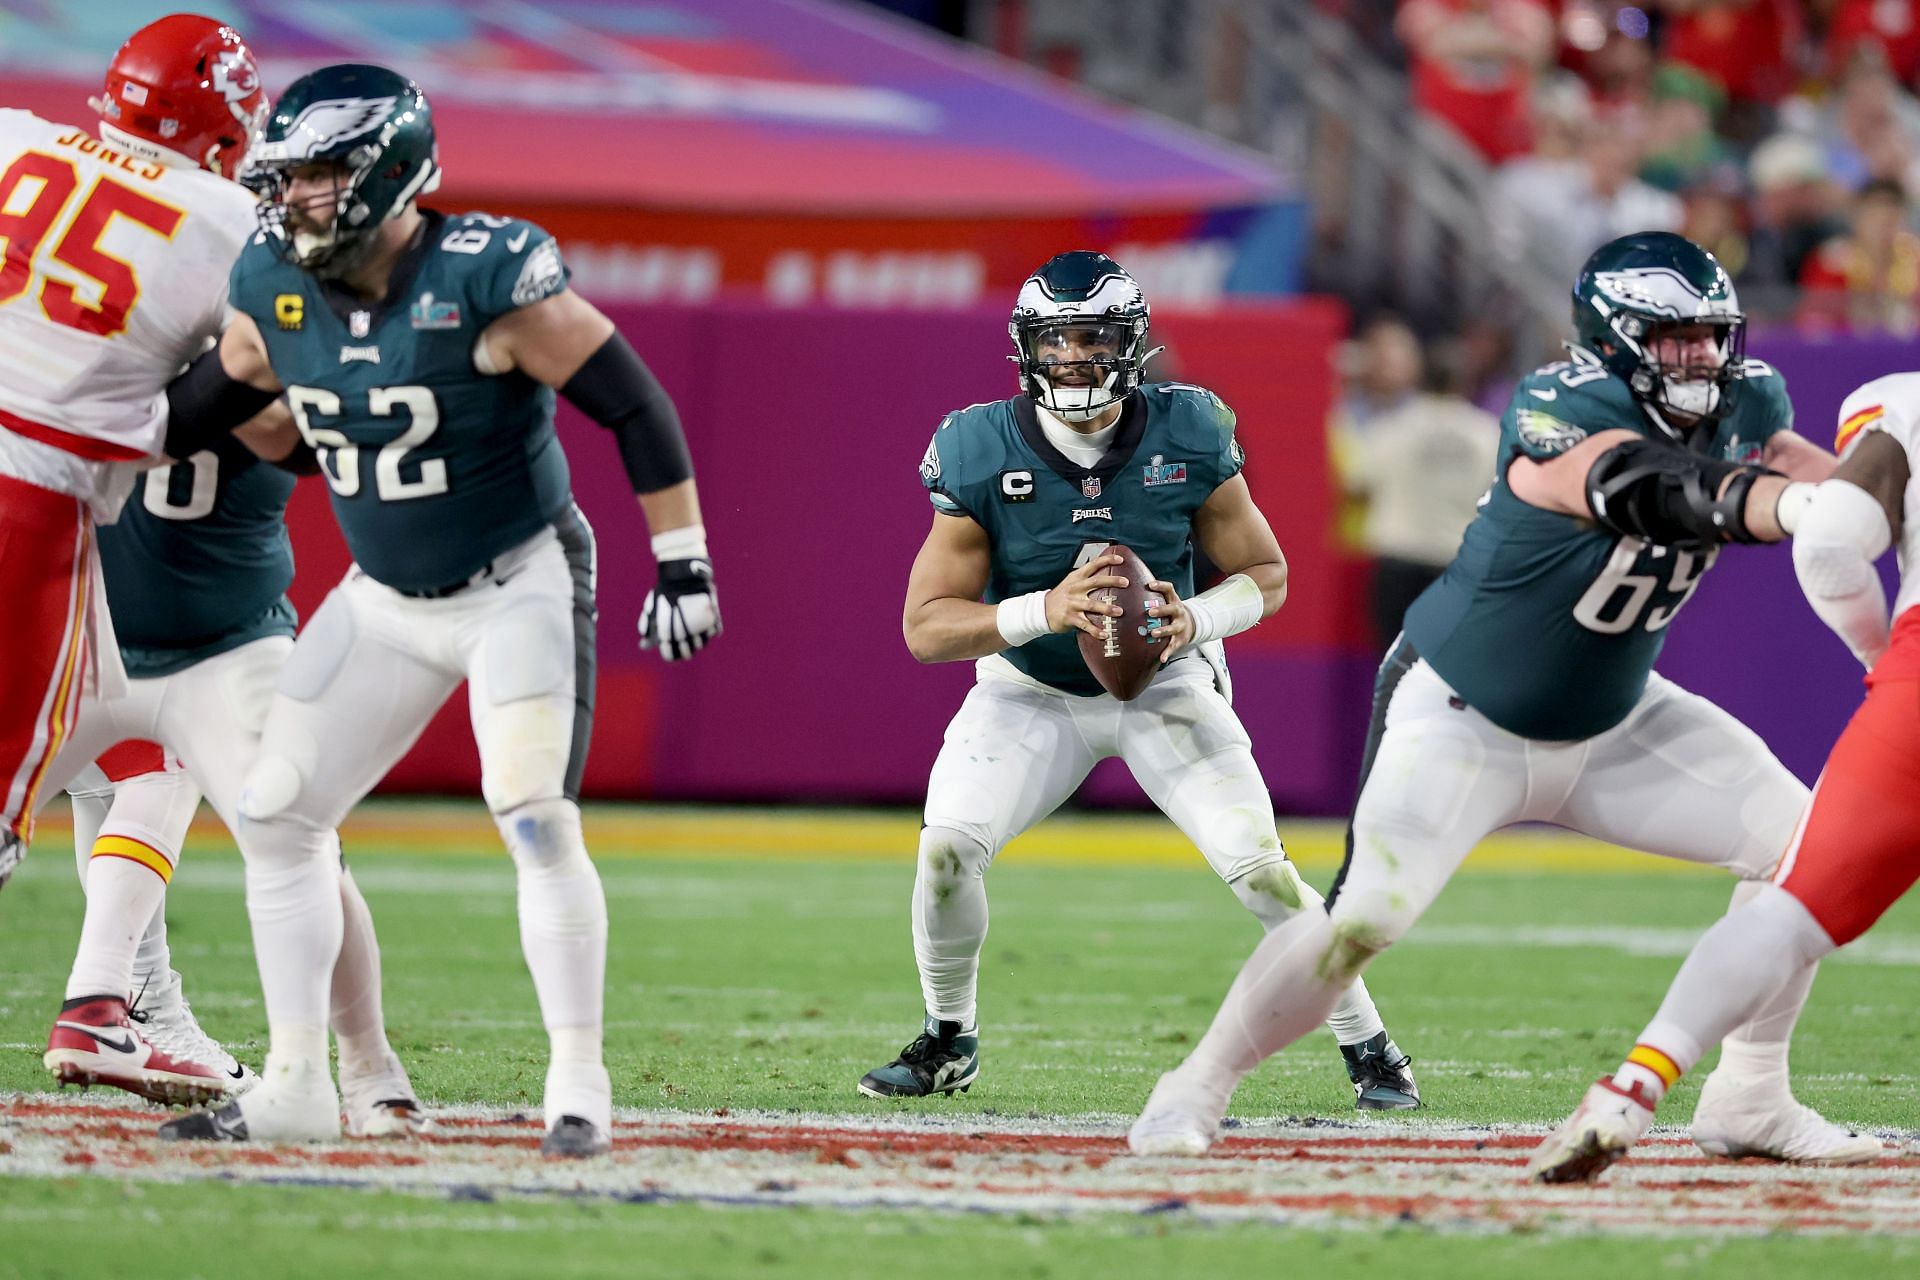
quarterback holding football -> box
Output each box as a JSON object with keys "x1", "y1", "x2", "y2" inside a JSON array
[{"x1": 858, "y1": 252, "x2": 1419, "y2": 1109}]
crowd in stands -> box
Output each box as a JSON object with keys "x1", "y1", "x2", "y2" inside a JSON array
[{"x1": 1385, "y1": 0, "x2": 1920, "y2": 333}]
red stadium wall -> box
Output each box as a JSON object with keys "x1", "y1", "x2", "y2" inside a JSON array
[{"x1": 283, "y1": 297, "x2": 1357, "y2": 809}]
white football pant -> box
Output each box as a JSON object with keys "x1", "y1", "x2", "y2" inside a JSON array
[
  {"x1": 237, "y1": 519, "x2": 609, "y2": 1130},
  {"x1": 912, "y1": 655, "x2": 1388, "y2": 1046}
]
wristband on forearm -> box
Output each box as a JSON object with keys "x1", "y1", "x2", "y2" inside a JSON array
[
  {"x1": 1182, "y1": 573, "x2": 1265, "y2": 644},
  {"x1": 996, "y1": 590, "x2": 1051, "y2": 648},
  {"x1": 651, "y1": 524, "x2": 709, "y2": 564}
]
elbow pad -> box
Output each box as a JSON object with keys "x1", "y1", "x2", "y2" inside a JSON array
[
  {"x1": 1793, "y1": 480, "x2": 1894, "y2": 666},
  {"x1": 559, "y1": 334, "x2": 693, "y2": 494},
  {"x1": 164, "y1": 346, "x2": 280, "y2": 460},
  {"x1": 1585, "y1": 438, "x2": 1775, "y2": 548}
]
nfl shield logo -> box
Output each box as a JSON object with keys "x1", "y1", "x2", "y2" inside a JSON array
[
  {"x1": 1081, "y1": 475, "x2": 1102, "y2": 499},
  {"x1": 349, "y1": 310, "x2": 372, "y2": 339}
]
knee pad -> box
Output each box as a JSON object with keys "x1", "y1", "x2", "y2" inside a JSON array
[
  {"x1": 240, "y1": 753, "x2": 306, "y2": 824},
  {"x1": 1230, "y1": 861, "x2": 1317, "y2": 926},
  {"x1": 1322, "y1": 895, "x2": 1410, "y2": 984},
  {"x1": 498, "y1": 797, "x2": 587, "y2": 873},
  {"x1": 917, "y1": 826, "x2": 990, "y2": 901}
]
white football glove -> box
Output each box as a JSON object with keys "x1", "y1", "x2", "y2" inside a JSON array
[{"x1": 638, "y1": 556, "x2": 721, "y2": 662}]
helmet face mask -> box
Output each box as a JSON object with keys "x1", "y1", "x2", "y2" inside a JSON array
[
  {"x1": 244, "y1": 66, "x2": 441, "y2": 278},
  {"x1": 1009, "y1": 252, "x2": 1158, "y2": 423},
  {"x1": 1572, "y1": 232, "x2": 1747, "y2": 433}
]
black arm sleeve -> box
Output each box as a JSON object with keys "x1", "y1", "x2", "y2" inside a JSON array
[
  {"x1": 1585, "y1": 437, "x2": 1776, "y2": 547},
  {"x1": 163, "y1": 346, "x2": 281, "y2": 460},
  {"x1": 559, "y1": 333, "x2": 693, "y2": 494}
]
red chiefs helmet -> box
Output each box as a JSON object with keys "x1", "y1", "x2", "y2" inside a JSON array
[{"x1": 92, "y1": 14, "x2": 267, "y2": 177}]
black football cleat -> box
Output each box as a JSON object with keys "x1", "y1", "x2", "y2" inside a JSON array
[
  {"x1": 158, "y1": 1101, "x2": 250, "y2": 1142},
  {"x1": 1341, "y1": 1031, "x2": 1421, "y2": 1110},
  {"x1": 858, "y1": 1015, "x2": 980, "y2": 1098},
  {"x1": 540, "y1": 1115, "x2": 612, "y2": 1158}
]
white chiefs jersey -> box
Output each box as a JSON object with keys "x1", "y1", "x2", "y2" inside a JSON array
[
  {"x1": 1835, "y1": 374, "x2": 1920, "y2": 622},
  {"x1": 0, "y1": 109, "x2": 255, "y2": 515}
]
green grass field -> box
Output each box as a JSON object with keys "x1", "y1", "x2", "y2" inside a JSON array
[{"x1": 3, "y1": 801, "x2": 1918, "y2": 1277}]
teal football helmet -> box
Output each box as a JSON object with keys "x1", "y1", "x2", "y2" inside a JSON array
[
  {"x1": 1571, "y1": 232, "x2": 1746, "y2": 429},
  {"x1": 243, "y1": 64, "x2": 440, "y2": 277},
  {"x1": 1009, "y1": 251, "x2": 1161, "y2": 423}
]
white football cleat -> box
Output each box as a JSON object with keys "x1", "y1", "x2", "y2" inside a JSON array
[
  {"x1": 1127, "y1": 1068, "x2": 1231, "y2": 1157},
  {"x1": 341, "y1": 1049, "x2": 431, "y2": 1138},
  {"x1": 1527, "y1": 1077, "x2": 1658, "y2": 1184},
  {"x1": 1690, "y1": 1070, "x2": 1882, "y2": 1165},
  {"x1": 129, "y1": 970, "x2": 256, "y2": 1096},
  {"x1": 158, "y1": 1058, "x2": 340, "y2": 1143}
]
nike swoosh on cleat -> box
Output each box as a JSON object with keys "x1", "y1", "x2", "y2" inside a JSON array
[
  {"x1": 55, "y1": 1022, "x2": 138, "y2": 1055},
  {"x1": 227, "y1": 1064, "x2": 247, "y2": 1079}
]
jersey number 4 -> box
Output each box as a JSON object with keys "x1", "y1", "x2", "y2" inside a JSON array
[
  {"x1": 0, "y1": 151, "x2": 184, "y2": 338},
  {"x1": 286, "y1": 385, "x2": 447, "y2": 502},
  {"x1": 1572, "y1": 537, "x2": 1717, "y2": 635}
]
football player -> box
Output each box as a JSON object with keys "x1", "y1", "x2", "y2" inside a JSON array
[
  {"x1": 3, "y1": 17, "x2": 420, "y2": 1133},
  {"x1": 1529, "y1": 374, "x2": 1920, "y2": 1182},
  {"x1": 0, "y1": 14, "x2": 264, "y2": 892},
  {"x1": 858, "y1": 252, "x2": 1420, "y2": 1109},
  {"x1": 40, "y1": 429, "x2": 424, "y2": 1134},
  {"x1": 1128, "y1": 232, "x2": 1877, "y2": 1164},
  {"x1": 154, "y1": 65, "x2": 718, "y2": 1157}
]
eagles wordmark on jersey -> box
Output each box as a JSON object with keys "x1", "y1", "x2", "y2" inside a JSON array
[{"x1": 921, "y1": 383, "x2": 1243, "y2": 696}]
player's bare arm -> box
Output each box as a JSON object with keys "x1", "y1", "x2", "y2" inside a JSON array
[
  {"x1": 1507, "y1": 426, "x2": 1798, "y2": 544},
  {"x1": 1793, "y1": 429, "x2": 1908, "y2": 668},
  {"x1": 1763, "y1": 429, "x2": 1838, "y2": 483},
  {"x1": 1148, "y1": 473, "x2": 1287, "y2": 662},
  {"x1": 901, "y1": 514, "x2": 1126, "y2": 663},
  {"x1": 481, "y1": 289, "x2": 703, "y2": 536},
  {"x1": 483, "y1": 284, "x2": 717, "y2": 661}
]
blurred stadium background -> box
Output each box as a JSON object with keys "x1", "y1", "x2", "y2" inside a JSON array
[{"x1": 2, "y1": 0, "x2": 1903, "y2": 812}]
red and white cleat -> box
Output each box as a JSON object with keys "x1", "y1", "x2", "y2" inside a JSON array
[
  {"x1": 44, "y1": 995, "x2": 240, "y2": 1107},
  {"x1": 1527, "y1": 1076, "x2": 1659, "y2": 1184}
]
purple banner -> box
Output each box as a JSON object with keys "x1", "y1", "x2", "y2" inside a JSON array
[{"x1": 1651, "y1": 333, "x2": 1908, "y2": 785}]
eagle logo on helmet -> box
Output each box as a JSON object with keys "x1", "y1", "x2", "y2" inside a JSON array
[{"x1": 269, "y1": 97, "x2": 402, "y2": 160}]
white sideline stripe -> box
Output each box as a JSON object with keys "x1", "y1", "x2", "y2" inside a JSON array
[{"x1": 157, "y1": 863, "x2": 1920, "y2": 964}]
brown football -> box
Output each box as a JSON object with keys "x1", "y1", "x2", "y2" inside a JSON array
[{"x1": 1076, "y1": 543, "x2": 1166, "y2": 701}]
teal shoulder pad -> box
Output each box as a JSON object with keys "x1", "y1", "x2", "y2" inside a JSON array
[
  {"x1": 1503, "y1": 361, "x2": 1640, "y2": 461},
  {"x1": 441, "y1": 213, "x2": 569, "y2": 322},
  {"x1": 227, "y1": 233, "x2": 294, "y2": 323},
  {"x1": 1144, "y1": 382, "x2": 1242, "y2": 479},
  {"x1": 921, "y1": 399, "x2": 1016, "y2": 518},
  {"x1": 1731, "y1": 358, "x2": 1793, "y2": 440}
]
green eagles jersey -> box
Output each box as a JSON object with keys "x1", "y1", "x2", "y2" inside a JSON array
[
  {"x1": 921, "y1": 384, "x2": 1244, "y2": 697},
  {"x1": 230, "y1": 209, "x2": 573, "y2": 593},
  {"x1": 1403, "y1": 357, "x2": 1792, "y2": 740},
  {"x1": 104, "y1": 432, "x2": 297, "y2": 678}
]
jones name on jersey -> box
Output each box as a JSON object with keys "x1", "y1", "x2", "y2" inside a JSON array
[
  {"x1": 921, "y1": 383, "x2": 1243, "y2": 696},
  {"x1": 229, "y1": 210, "x2": 573, "y2": 593}
]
